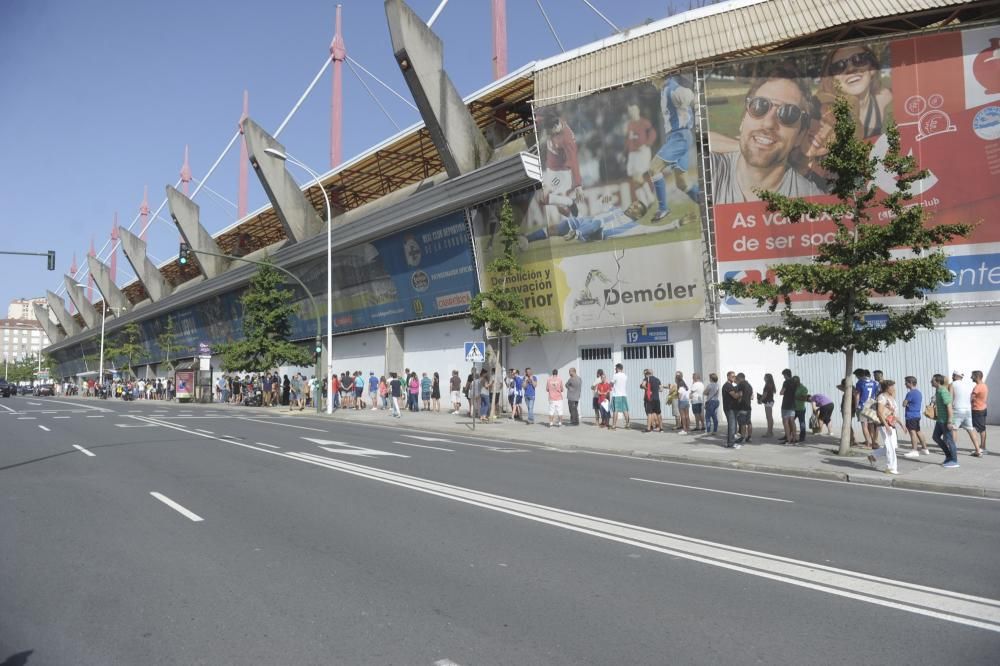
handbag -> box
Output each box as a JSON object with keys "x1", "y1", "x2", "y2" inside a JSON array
[
  {"x1": 860, "y1": 398, "x2": 879, "y2": 422},
  {"x1": 809, "y1": 412, "x2": 821, "y2": 433},
  {"x1": 923, "y1": 403, "x2": 937, "y2": 420}
]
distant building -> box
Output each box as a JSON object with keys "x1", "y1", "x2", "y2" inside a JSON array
[
  {"x1": 7, "y1": 297, "x2": 47, "y2": 321},
  {"x1": 1, "y1": 318, "x2": 49, "y2": 362}
]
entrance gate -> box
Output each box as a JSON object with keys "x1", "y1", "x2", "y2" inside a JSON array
[{"x1": 623, "y1": 344, "x2": 676, "y2": 419}]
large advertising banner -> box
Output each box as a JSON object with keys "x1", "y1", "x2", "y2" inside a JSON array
[
  {"x1": 707, "y1": 25, "x2": 1000, "y2": 312},
  {"x1": 473, "y1": 73, "x2": 707, "y2": 331}
]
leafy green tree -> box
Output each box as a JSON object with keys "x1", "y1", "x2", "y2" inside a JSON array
[
  {"x1": 718, "y1": 97, "x2": 973, "y2": 456},
  {"x1": 469, "y1": 195, "x2": 548, "y2": 418},
  {"x1": 156, "y1": 316, "x2": 185, "y2": 372},
  {"x1": 105, "y1": 321, "x2": 148, "y2": 380},
  {"x1": 215, "y1": 260, "x2": 312, "y2": 372}
]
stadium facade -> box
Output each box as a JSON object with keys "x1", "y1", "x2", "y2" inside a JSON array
[{"x1": 42, "y1": 0, "x2": 1000, "y2": 424}]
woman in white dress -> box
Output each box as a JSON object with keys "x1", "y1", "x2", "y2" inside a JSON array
[{"x1": 869, "y1": 380, "x2": 903, "y2": 475}]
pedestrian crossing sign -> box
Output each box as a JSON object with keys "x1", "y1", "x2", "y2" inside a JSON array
[{"x1": 464, "y1": 341, "x2": 486, "y2": 363}]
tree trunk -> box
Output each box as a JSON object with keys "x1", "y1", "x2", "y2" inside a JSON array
[
  {"x1": 838, "y1": 347, "x2": 855, "y2": 456},
  {"x1": 488, "y1": 337, "x2": 502, "y2": 421}
]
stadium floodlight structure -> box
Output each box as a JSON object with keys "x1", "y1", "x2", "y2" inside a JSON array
[{"x1": 263, "y1": 147, "x2": 336, "y2": 414}]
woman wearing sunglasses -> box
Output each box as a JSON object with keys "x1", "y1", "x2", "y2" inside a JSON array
[{"x1": 818, "y1": 45, "x2": 893, "y2": 140}]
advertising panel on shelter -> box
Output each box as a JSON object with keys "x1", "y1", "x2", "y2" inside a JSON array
[
  {"x1": 473, "y1": 71, "x2": 707, "y2": 331},
  {"x1": 707, "y1": 24, "x2": 1000, "y2": 313}
]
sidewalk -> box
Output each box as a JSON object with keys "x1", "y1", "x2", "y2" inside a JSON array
[{"x1": 73, "y1": 396, "x2": 1000, "y2": 498}]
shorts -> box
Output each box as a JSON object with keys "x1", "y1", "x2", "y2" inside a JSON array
[
  {"x1": 644, "y1": 399, "x2": 661, "y2": 415},
  {"x1": 692, "y1": 402, "x2": 703, "y2": 415},
  {"x1": 549, "y1": 402, "x2": 563, "y2": 416},
  {"x1": 678, "y1": 400, "x2": 690, "y2": 411},
  {"x1": 451, "y1": 390, "x2": 462, "y2": 404},
  {"x1": 817, "y1": 403, "x2": 834, "y2": 424},
  {"x1": 736, "y1": 410, "x2": 751, "y2": 426},
  {"x1": 656, "y1": 129, "x2": 693, "y2": 172},
  {"x1": 514, "y1": 395, "x2": 523, "y2": 405},
  {"x1": 952, "y1": 409, "x2": 974, "y2": 430},
  {"x1": 422, "y1": 392, "x2": 430, "y2": 401},
  {"x1": 355, "y1": 387, "x2": 363, "y2": 398},
  {"x1": 543, "y1": 168, "x2": 573, "y2": 197},
  {"x1": 905, "y1": 417, "x2": 921, "y2": 431},
  {"x1": 781, "y1": 409, "x2": 796, "y2": 419},
  {"x1": 612, "y1": 396, "x2": 629, "y2": 413},
  {"x1": 972, "y1": 410, "x2": 987, "y2": 433},
  {"x1": 626, "y1": 145, "x2": 652, "y2": 178},
  {"x1": 508, "y1": 393, "x2": 515, "y2": 405}
]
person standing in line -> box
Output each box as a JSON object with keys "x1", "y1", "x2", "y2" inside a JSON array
[
  {"x1": 666, "y1": 383, "x2": 680, "y2": 429},
  {"x1": 355, "y1": 372, "x2": 367, "y2": 410},
  {"x1": 640, "y1": 369, "x2": 663, "y2": 433},
  {"x1": 901, "y1": 376, "x2": 930, "y2": 457},
  {"x1": 856, "y1": 369, "x2": 880, "y2": 448},
  {"x1": 431, "y1": 372, "x2": 441, "y2": 412},
  {"x1": 505, "y1": 369, "x2": 516, "y2": 417},
  {"x1": 704, "y1": 373, "x2": 720, "y2": 434},
  {"x1": 449, "y1": 370, "x2": 463, "y2": 415},
  {"x1": 595, "y1": 370, "x2": 612, "y2": 428},
  {"x1": 809, "y1": 392, "x2": 835, "y2": 435},
  {"x1": 971, "y1": 370, "x2": 988, "y2": 455},
  {"x1": 479, "y1": 370, "x2": 492, "y2": 423},
  {"x1": 510, "y1": 369, "x2": 524, "y2": 421},
  {"x1": 676, "y1": 381, "x2": 690, "y2": 435},
  {"x1": 779, "y1": 369, "x2": 798, "y2": 445},
  {"x1": 282, "y1": 374, "x2": 290, "y2": 407},
  {"x1": 735, "y1": 372, "x2": 754, "y2": 443},
  {"x1": 566, "y1": 367, "x2": 582, "y2": 426},
  {"x1": 523, "y1": 368, "x2": 537, "y2": 425},
  {"x1": 760, "y1": 373, "x2": 777, "y2": 438},
  {"x1": 931, "y1": 374, "x2": 959, "y2": 468},
  {"x1": 611, "y1": 363, "x2": 630, "y2": 430},
  {"x1": 408, "y1": 373, "x2": 420, "y2": 412},
  {"x1": 690, "y1": 373, "x2": 705, "y2": 432},
  {"x1": 377, "y1": 375, "x2": 388, "y2": 410},
  {"x1": 303, "y1": 375, "x2": 313, "y2": 409},
  {"x1": 464, "y1": 373, "x2": 475, "y2": 416},
  {"x1": 546, "y1": 369, "x2": 564, "y2": 427},
  {"x1": 868, "y1": 379, "x2": 902, "y2": 475},
  {"x1": 420, "y1": 372, "x2": 432, "y2": 411},
  {"x1": 388, "y1": 372, "x2": 402, "y2": 418},
  {"x1": 369, "y1": 371, "x2": 380, "y2": 411},
  {"x1": 950, "y1": 370, "x2": 982, "y2": 456},
  {"x1": 591, "y1": 370, "x2": 605, "y2": 426},
  {"x1": 794, "y1": 376, "x2": 810, "y2": 443},
  {"x1": 722, "y1": 371, "x2": 741, "y2": 448}
]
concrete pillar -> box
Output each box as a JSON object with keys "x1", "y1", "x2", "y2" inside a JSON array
[
  {"x1": 698, "y1": 320, "x2": 720, "y2": 379},
  {"x1": 385, "y1": 0, "x2": 492, "y2": 177},
  {"x1": 63, "y1": 276, "x2": 100, "y2": 329},
  {"x1": 33, "y1": 303, "x2": 65, "y2": 344},
  {"x1": 242, "y1": 117, "x2": 327, "y2": 243},
  {"x1": 385, "y1": 325, "x2": 404, "y2": 377},
  {"x1": 87, "y1": 255, "x2": 130, "y2": 314},
  {"x1": 166, "y1": 185, "x2": 230, "y2": 279},
  {"x1": 46, "y1": 290, "x2": 82, "y2": 337},
  {"x1": 118, "y1": 227, "x2": 173, "y2": 302}
]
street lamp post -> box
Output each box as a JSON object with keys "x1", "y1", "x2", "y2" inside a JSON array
[
  {"x1": 74, "y1": 283, "x2": 120, "y2": 395},
  {"x1": 263, "y1": 147, "x2": 335, "y2": 414}
]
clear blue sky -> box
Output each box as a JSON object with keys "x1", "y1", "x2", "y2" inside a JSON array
[{"x1": 0, "y1": 0, "x2": 674, "y2": 318}]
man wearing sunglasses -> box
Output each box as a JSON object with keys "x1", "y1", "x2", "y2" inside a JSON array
[{"x1": 711, "y1": 68, "x2": 826, "y2": 204}]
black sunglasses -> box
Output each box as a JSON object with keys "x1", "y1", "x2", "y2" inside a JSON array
[
  {"x1": 745, "y1": 96, "x2": 808, "y2": 128},
  {"x1": 827, "y1": 52, "x2": 876, "y2": 76}
]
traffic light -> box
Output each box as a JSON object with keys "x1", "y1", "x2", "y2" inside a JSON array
[
  {"x1": 178, "y1": 242, "x2": 190, "y2": 265},
  {"x1": 47, "y1": 250, "x2": 56, "y2": 271}
]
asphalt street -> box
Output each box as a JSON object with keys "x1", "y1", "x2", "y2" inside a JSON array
[{"x1": 2, "y1": 395, "x2": 999, "y2": 665}]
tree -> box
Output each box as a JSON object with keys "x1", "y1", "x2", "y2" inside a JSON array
[
  {"x1": 469, "y1": 195, "x2": 548, "y2": 418},
  {"x1": 215, "y1": 259, "x2": 312, "y2": 372},
  {"x1": 717, "y1": 97, "x2": 974, "y2": 456},
  {"x1": 106, "y1": 321, "x2": 149, "y2": 380},
  {"x1": 156, "y1": 316, "x2": 185, "y2": 372}
]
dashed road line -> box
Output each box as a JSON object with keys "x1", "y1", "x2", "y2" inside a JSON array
[
  {"x1": 392, "y1": 440, "x2": 454, "y2": 452},
  {"x1": 149, "y1": 492, "x2": 204, "y2": 522},
  {"x1": 38, "y1": 425, "x2": 50, "y2": 432},
  {"x1": 17, "y1": 417, "x2": 36, "y2": 420},
  {"x1": 254, "y1": 442, "x2": 281, "y2": 449},
  {"x1": 72, "y1": 444, "x2": 96, "y2": 457},
  {"x1": 630, "y1": 477, "x2": 794, "y2": 503},
  {"x1": 195, "y1": 429, "x2": 214, "y2": 434}
]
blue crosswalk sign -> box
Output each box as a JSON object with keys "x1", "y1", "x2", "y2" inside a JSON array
[{"x1": 464, "y1": 341, "x2": 486, "y2": 363}]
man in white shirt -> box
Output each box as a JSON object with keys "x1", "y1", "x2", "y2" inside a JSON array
[
  {"x1": 611, "y1": 363, "x2": 630, "y2": 430},
  {"x1": 690, "y1": 372, "x2": 705, "y2": 431},
  {"x1": 950, "y1": 370, "x2": 979, "y2": 453}
]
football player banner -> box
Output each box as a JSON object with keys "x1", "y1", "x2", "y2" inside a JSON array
[
  {"x1": 472, "y1": 71, "x2": 707, "y2": 331},
  {"x1": 705, "y1": 25, "x2": 1000, "y2": 312}
]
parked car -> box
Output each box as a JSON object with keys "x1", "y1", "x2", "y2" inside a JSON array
[
  {"x1": 34, "y1": 384, "x2": 54, "y2": 397},
  {"x1": 19, "y1": 385, "x2": 33, "y2": 395},
  {"x1": 0, "y1": 380, "x2": 12, "y2": 398}
]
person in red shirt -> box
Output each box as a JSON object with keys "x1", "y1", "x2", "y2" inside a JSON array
[
  {"x1": 624, "y1": 104, "x2": 657, "y2": 210},
  {"x1": 540, "y1": 112, "x2": 583, "y2": 216},
  {"x1": 592, "y1": 370, "x2": 612, "y2": 428},
  {"x1": 329, "y1": 373, "x2": 340, "y2": 410}
]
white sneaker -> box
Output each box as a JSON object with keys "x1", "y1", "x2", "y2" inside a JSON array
[
  {"x1": 678, "y1": 430, "x2": 688, "y2": 435},
  {"x1": 884, "y1": 469, "x2": 899, "y2": 475},
  {"x1": 902, "y1": 450, "x2": 919, "y2": 458}
]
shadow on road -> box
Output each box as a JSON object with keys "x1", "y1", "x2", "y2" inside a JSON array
[
  {"x1": 0, "y1": 437, "x2": 207, "y2": 472},
  {"x1": 1, "y1": 650, "x2": 33, "y2": 666}
]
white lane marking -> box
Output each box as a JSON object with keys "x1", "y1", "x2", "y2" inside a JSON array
[
  {"x1": 36, "y1": 398, "x2": 110, "y2": 412},
  {"x1": 304, "y1": 437, "x2": 411, "y2": 458},
  {"x1": 28, "y1": 402, "x2": 41, "y2": 406},
  {"x1": 40, "y1": 410, "x2": 57, "y2": 414},
  {"x1": 195, "y1": 429, "x2": 214, "y2": 434},
  {"x1": 115, "y1": 423, "x2": 157, "y2": 428},
  {"x1": 400, "y1": 433, "x2": 525, "y2": 453},
  {"x1": 73, "y1": 444, "x2": 96, "y2": 457},
  {"x1": 254, "y1": 442, "x2": 280, "y2": 449},
  {"x1": 631, "y1": 477, "x2": 794, "y2": 503},
  {"x1": 0, "y1": 402, "x2": 17, "y2": 413},
  {"x1": 404, "y1": 435, "x2": 454, "y2": 442},
  {"x1": 435, "y1": 660, "x2": 463, "y2": 666},
  {"x1": 392, "y1": 440, "x2": 454, "y2": 452},
  {"x1": 17, "y1": 417, "x2": 36, "y2": 420},
  {"x1": 86, "y1": 415, "x2": 104, "y2": 418},
  {"x1": 38, "y1": 425, "x2": 50, "y2": 432},
  {"x1": 150, "y1": 492, "x2": 204, "y2": 522},
  {"x1": 53, "y1": 416, "x2": 71, "y2": 419},
  {"x1": 135, "y1": 415, "x2": 1000, "y2": 632},
  {"x1": 237, "y1": 416, "x2": 327, "y2": 432}
]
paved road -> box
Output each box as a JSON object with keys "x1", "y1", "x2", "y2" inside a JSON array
[{"x1": 2, "y1": 396, "x2": 999, "y2": 665}]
